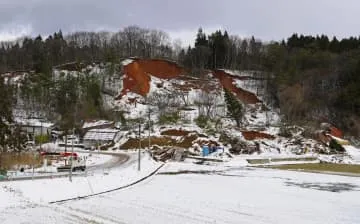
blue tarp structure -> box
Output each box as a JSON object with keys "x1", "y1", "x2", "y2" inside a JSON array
[
  {"x1": 202, "y1": 145, "x2": 209, "y2": 156},
  {"x1": 202, "y1": 145, "x2": 224, "y2": 156}
]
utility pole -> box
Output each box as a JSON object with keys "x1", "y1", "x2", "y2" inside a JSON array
[
  {"x1": 32, "y1": 146, "x2": 35, "y2": 180},
  {"x1": 138, "y1": 123, "x2": 141, "y2": 171},
  {"x1": 40, "y1": 120, "x2": 43, "y2": 151},
  {"x1": 148, "y1": 108, "x2": 151, "y2": 150},
  {"x1": 70, "y1": 97, "x2": 78, "y2": 182},
  {"x1": 69, "y1": 128, "x2": 74, "y2": 182}
]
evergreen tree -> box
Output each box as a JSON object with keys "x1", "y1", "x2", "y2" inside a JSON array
[
  {"x1": 329, "y1": 37, "x2": 340, "y2": 53},
  {"x1": 0, "y1": 78, "x2": 14, "y2": 151},
  {"x1": 195, "y1": 28, "x2": 208, "y2": 47},
  {"x1": 224, "y1": 88, "x2": 243, "y2": 127}
]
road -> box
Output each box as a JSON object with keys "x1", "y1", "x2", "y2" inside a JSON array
[
  {"x1": 1, "y1": 151, "x2": 130, "y2": 182},
  {"x1": 86, "y1": 151, "x2": 129, "y2": 171}
]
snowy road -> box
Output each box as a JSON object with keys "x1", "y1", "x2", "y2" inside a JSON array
[
  {"x1": 86, "y1": 152, "x2": 129, "y2": 172},
  {"x1": 1, "y1": 159, "x2": 360, "y2": 224},
  {"x1": 0, "y1": 152, "x2": 129, "y2": 182}
]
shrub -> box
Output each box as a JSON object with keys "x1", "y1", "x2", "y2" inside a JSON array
[
  {"x1": 278, "y1": 126, "x2": 292, "y2": 138},
  {"x1": 205, "y1": 127, "x2": 217, "y2": 137},
  {"x1": 195, "y1": 115, "x2": 209, "y2": 128},
  {"x1": 158, "y1": 112, "x2": 180, "y2": 125},
  {"x1": 182, "y1": 118, "x2": 191, "y2": 124},
  {"x1": 35, "y1": 134, "x2": 50, "y2": 144},
  {"x1": 119, "y1": 111, "x2": 127, "y2": 127},
  {"x1": 329, "y1": 139, "x2": 345, "y2": 153},
  {"x1": 0, "y1": 169, "x2": 7, "y2": 176},
  {"x1": 144, "y1": 120, "x2": 155, "y2": 130}
]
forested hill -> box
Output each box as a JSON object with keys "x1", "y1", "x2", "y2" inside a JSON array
[{"x1": 0, "y1": 27, "x2": 359, "y2": 134}]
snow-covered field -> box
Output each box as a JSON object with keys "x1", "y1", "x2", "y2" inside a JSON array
[{"x1": 1, "y1": 155, "x2": 360, "y2": 224}]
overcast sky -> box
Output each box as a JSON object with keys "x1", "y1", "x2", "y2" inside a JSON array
[{"x1": 1, "y1": 0, "x2": 360, "y2": 45}]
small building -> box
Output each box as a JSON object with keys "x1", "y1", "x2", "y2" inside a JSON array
[
  {"x1": 83, "y1": 129, "x2": 120, "y2": 149},
  {"x1": 15, "y1": 118, "x2": 54, "y2": 136},
  {"x1": 82, "y1": 120, "x2": 114, "y2": 132}
]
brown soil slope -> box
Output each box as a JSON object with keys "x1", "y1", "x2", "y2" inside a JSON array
[
  {"x1": 213, "y1": 70, "x2": 261, "y2": 104},
  {"x1": 119, "y1": 59, "x2": 262, "y2": 105},
  {"x1": 120, "y1": 59, "x2": 184, "y2": 97},
  {"x1": 242, "y1": 131, "x2": 275, "y2": 140}
]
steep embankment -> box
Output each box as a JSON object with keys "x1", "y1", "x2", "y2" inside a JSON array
[
  {"x1": 212, "y1": 70, "x2": 261, "y2": 104},
  {"x1": 119, "y1": 59, "x2": 184, "y2": 98},
  {"x1": 119, "y1": 59, "x2": 262, "y2": 105}
]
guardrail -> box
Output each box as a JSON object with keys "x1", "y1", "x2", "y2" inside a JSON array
[{"x1": 0, "y1": 170, "x2": 95, "y2": 182}]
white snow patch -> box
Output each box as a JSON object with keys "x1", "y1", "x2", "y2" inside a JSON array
[
  {"x1": 82, "y1": 120, "x2": 114, "y2": 129},
  {"x1": 121, "y1": 59, "x2": 134, "y2": 66},
  {"x1": 344, "y1": 145, "x2": 360, "y2": 164}
]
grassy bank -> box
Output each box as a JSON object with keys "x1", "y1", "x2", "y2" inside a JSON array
[
  {"x1": 0, "y1": 152, "x2": 42, "y2": 171},
  {"x1": 247, "y1": 157, "x2": 317, "y2": 165},
  {"x1": 270, "y1": 163, "x2": 360, "y2": 175}
]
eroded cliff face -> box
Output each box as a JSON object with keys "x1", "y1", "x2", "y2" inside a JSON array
[{"x1": 119, "y1": 59, "x2": 184, "y2": 98}]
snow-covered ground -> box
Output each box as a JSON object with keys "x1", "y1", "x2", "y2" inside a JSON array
[
  {"x1": 6, "y1": 152, "x2": 114, "y2": 178},
  {"x1": 344, "y1": 145, "x2": 360, "y2": 164},
  {"x1": 3, "y1": 62, "x2": 360, "y2": 223},
  {"x1": 0, "y1": 152, "x2": 160, "y2": 203},
  {"x1": 1, "y1": 155, "x2": 360, "y2": 224}
]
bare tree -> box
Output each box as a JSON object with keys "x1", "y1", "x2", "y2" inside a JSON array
[
  {"x1": 172, "y1": 39, "x2": 183, "y2": 60},
  {"x1": 174, "y1": 89, "x2": 190, "y2": 106},
  {"x1": 147, "y1": 91, "x2": 178, "y2": 116},
  {"x1": 194, "y1": 91, "x2": 218, "y2": 118}
]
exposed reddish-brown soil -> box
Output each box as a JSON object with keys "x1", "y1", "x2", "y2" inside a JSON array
[
  {"x1": 120, "y1": 133, "x2": 199, "y2": 149},
  {"x1": 161, "y1": 129, "x2": 191, "y2": 136},
  {"x1": 119, "y1": 59, "x2": 184, "y2": 98},
  {"x1": 242, "y1": 131, "x2": 275, "y2": 140},
  {"x1": 120, "y1": 136, "x2": 174, "y2": 149},
  {"x1": 212, "y1": 70, "x2": 261, "y2": 104},
  {"x1": 329, "y1": 126, "x2": 343, "y2": 138},
  {"x1": 137, "y1": 59, "x2": 184, "y2": 79},
  {"x1": 118, "y1": 59, "x2": 262, "y2": 105}
]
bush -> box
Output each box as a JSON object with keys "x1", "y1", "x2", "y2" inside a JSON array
[
  {"x1": 219, "y1": 132, "x2": 233, "y2": 145},
  {"x1": 0, "y1": 169, "x2": 7, "y2": 176},
  {"x1": 35, "y1": 134, "x2": 50, "y2": 144},
  {"x1": 194, "y1": 115, "x2": 209, "y2": 128},
  {"x1": 158, "y1": 112, "x2": 180, "y2": 125},
  {"x1": 182, "y1": 118, "x2": 191, "y2": 124},
  {"x1": 278, "y1": 126, "x2": 292, "y2": 138},
  {"x1": 144, "y1": 120, "x2": 155, "y2": 130},
  {"x1": 205, "y1": 128, "x2": 217, "y2": 137},
  {"x1": 329, "y1": 139, "x2": 345, "y2": 153}
]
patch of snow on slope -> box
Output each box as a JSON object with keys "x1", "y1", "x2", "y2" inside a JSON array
[
  {"x1": 121, "y1": 59, "x2": 134, "y2": 66},
  {"x1": 148, "y1": 75, "x2": 174, "y2": 95},
  {"x1": 82, "y1": 120, "x2": 113, "y2": 129},
  {"x1": 344, "y1": 145, "x2": 360, "y2": 164},
  {"x1": 223, "y1": 69, "x2": 256, "y2": 77},
  {"x1": 233, "y1": 78, "x2": 260, "y2": 95}
]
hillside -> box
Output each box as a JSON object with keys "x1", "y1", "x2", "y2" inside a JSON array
[
  {"x1": 1, "y1": 28, "x2": 360, "y2": 137},
  {"x1": 50, "y1": 58, "x2": 352, "y2": 163},
  {"x1": 1, "y1": 56, "x2": 359, "y2": 165}
]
